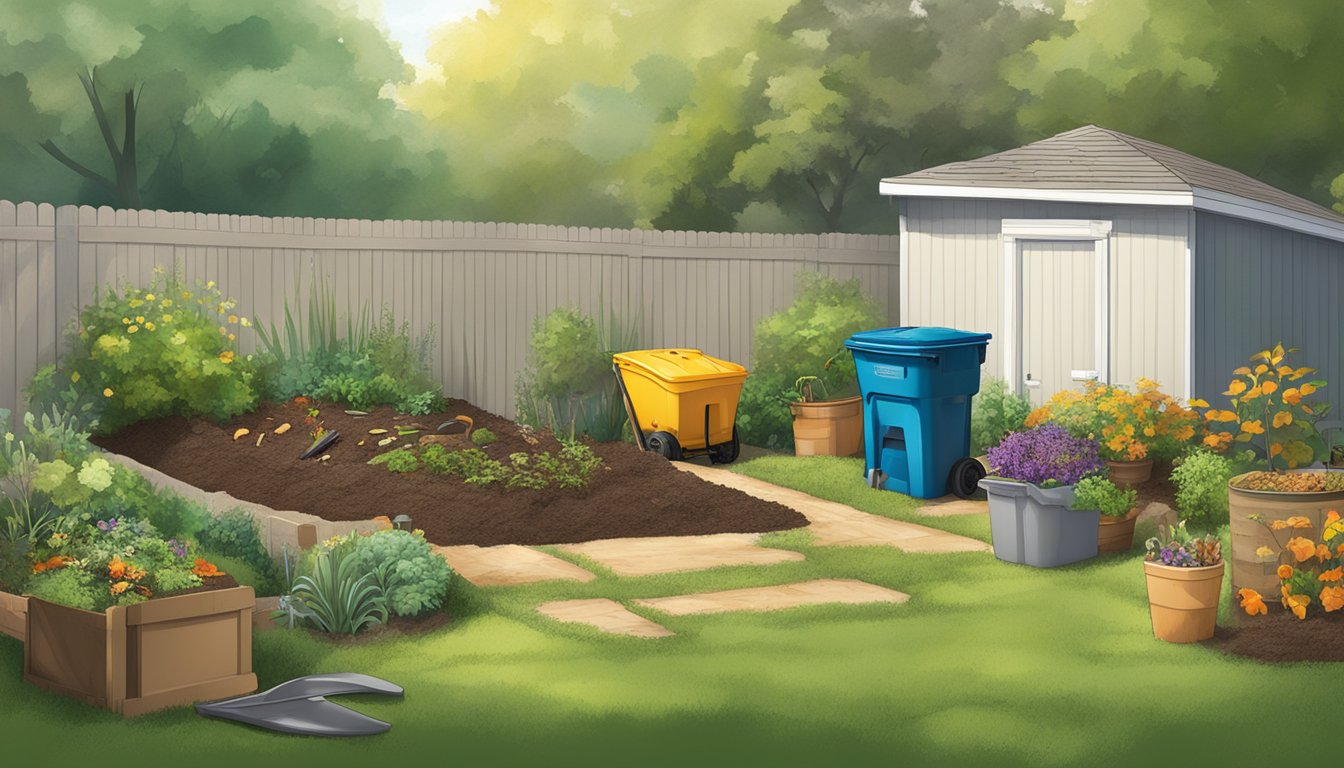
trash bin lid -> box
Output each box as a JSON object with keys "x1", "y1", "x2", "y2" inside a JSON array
[
  {"x1": 613, "y1": 349, "x2": 748, "y2": 383},
  {"x1": 844, "y1": 326, "x2": 991, "y2": 352}
]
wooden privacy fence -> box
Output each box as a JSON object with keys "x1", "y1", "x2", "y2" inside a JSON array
[{"x1": 0, "y1": 200, "x2": 899, "y2": 424}]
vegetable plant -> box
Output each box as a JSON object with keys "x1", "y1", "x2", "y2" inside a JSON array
[
  {"x1": 1070, "y1": 476, "x2": 1137, "y2": 517},
  {"x1": 1169, "y1": 451, "x2": 1233, "y2": 529},
  {"x1": 985, "y1": 425, "x2": 1103, "y2": 487},
  {"x1": 471, "y1": 428, "x2": 497, "y2": 447},
  {"x1": 348, "y1": 530, "x2": 452, "y2": 618},
  {"x1": 970, "y1": 378, "x2": 1033, "y2": 456}
]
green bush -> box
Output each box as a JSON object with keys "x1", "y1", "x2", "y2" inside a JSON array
[
  {"x1": 0, "y1": 535, "x2": 32, "y2": 593},
  {"x1": 471, "y1": 428, "x2": 498, "y2": 447},
  {"x1": 348, "y1": 530, "x2": 452, "y2": 618},
  {"x1": 516, "y1": 306, "x2": 638, "y2": 442},
  {"x1": 26, "y1": 567, "x2": 97, "y2": 611},
  {"x1": 1171, "y1": 450, "x2": 1234, "y2": 529},
  {"x1": 971, "y1": 378, "x2": 1033, "y2": 455},
  {"x1": 738, "y1": 273, "x2": 884, "y2": 450},
  {"x1": 28, "y1": 273, "x2": 259, "y2": 434},
  {"x1": 383, "y1": 449, "x2": 420, "y2": 474},
  {"x1": 290, "y1": 545, "x2": 388, "y2": 634},
  {"x1": 1070, "y1": 475, "x2": 1138, "y2": 518},
  {"x1": 197, "y1": 509, "x2": 281, "y2": 594}
]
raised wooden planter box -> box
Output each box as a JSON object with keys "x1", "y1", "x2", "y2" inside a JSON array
[
  {"x1": 0, "y1": 590, "x2": 26, "y2": 642},
  {"x1": 23, "y1": 586, "x2": 257, "y2": 717}
]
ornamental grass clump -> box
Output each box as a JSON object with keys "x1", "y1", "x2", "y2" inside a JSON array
[
  {"x1": 985, "y1": 425, "x2": 1103, "y2": 487},
  {"x1": 1236, "y1": 510, "x2": 1344, "y2": 620},
  {"x1": 1144, "y1": 521, "x2": 1222, "y2": 568}
]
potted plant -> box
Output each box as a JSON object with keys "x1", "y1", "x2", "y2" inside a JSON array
[
  {"x1": 1026, "y1": 378, "x2": 1200, "y2": 487},
  {"x1": 1071, "y1": 475, "x2": 1140, "y2": 552},
  {"x1": 1187, "y1": 343, "x2": 1336, "y2": 597},
  {"x1": 1143, "y1": 521, "x2": 1223, "y2": 643},
  {"x1": 981, "y1": 424, "x2": 1105, "y2": 567},
  {"x1": 789, "y1": 363, "x2": 863, "y2": 457},
  {"x1": 1235, "y1": 510, "x2": 1344, "y2": 621}
]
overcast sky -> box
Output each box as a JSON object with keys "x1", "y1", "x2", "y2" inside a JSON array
[{"x1": 375, "y1": 0, "x2": 492, "y2": 77}]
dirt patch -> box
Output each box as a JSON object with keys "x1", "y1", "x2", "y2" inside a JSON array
[
  {"x1": 1209, "y1": 605, "x2": 1344, "y2": 663},
  {"x1": 155, "y1": 573, "x2": 239, "y2": 600},
  {"x1": 93, "y1": 399, "x2": 807, "y2": 546},
  {"x1": 1132, "y1": 462, "x2": 1178, "y2": 511}
]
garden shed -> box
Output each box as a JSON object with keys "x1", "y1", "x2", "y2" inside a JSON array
[{"x1": 882, "y1": 124, "x2": 1344, "y2": 409}]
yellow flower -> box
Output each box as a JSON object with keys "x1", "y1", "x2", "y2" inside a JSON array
[
  {"x1": 1240, "y1": 420, "x2": 1265, "y2": 435},
  {"x1": 110, "y1": 581, "x2": 130, "y2": 596},
  {"x1": 70, "y1": 371, "x2": 80, "y2": 383},
  {"x1": 160, "y1": 298, "x2": 172, "y2": 308},
  {"x1": 128, "y1": 298, "x2": 143, "y2": 308},
  {"x1": 127, "y1": 325, "x2": 139, "y2": 334},
  {"x1": 219, "y1": 350, "x2": 234, "y2": 364},
  {"x1": 144, "y1": 321, "x2": 155, "y2": 331},
  {"x1": 219, "y1": 326, "x2": 227, "y2": 336},
  {"x1": 122, "y1": 317, "x2": 130, "y2": 324},
  {"x1": 145, "y1": 293, "x2": 155, "y2": 301},
  {"x1": 1255, "y1": 545, "x2": 1276, "y2": 560},
  {"x1": 181, "y1": 290, "x2": 192, "y2": 300},
  {"x1": 1224, "y1": 380, "x2": 1247, "y2": 396},
  {"x1": 161, "y1": 314, "x2": 173, "y2": 323},
  {"x1": 103, "y1": 388, "x2": 114, "y2": 397},
  {"x1": 207, "y1": 280, "x2": 216, "y2": 289},
  {"x1": 171, "y1": 331, "x2": 186, "y2": 346},
  {"x1": 135, "y1": 315, "x2": 144, "y2": 324},
  {"x1": 227, "y1": 332, "x2": 236, "y2": 342},
  {"x1": 1301, "y1": 383, "x2": 1318, "y2": 397},
  {"x1": 240, "y1": 316, "x2": 251, "y2": 327},
  {"x1": 227, "y1": 314, "x2": 238, "y2": 324}
]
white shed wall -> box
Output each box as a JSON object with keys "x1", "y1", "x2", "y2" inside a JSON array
[{"x1": 902, "y1": 198, "x2": 1190, "y2": 396}]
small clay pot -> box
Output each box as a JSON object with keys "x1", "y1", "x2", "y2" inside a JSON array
[
  {"x1": 1097, "y1": 507, "x2": 1141, "y2": 552},
  {"x1": 1106, "y1": 459, "x2": 1154, "y2": 488}
]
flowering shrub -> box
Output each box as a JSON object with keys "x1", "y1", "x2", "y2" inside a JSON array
[
  {"x1": 985, "y1": 425, "x2": 1103, "y2": 487},
  {"x1": 28, "y1": 270, "x2": 258, "y2": 434},
  {"x1": 1237, "y1": 511, "x2": 1344, "y2": 620},
  {"x1": 1025, "y1": 378, "x2": 1200, "y2": 462},
  {"x1": 1144, "y1": 521, "x2": 1222, "y2": 568},
  {"x1": 1190, "y1": 343, "x2": 1328, "y2": 471}
]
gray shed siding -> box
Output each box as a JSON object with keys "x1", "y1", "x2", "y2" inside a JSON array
[
  {"x1": 902, "y1": 198, "x2": 1190, "y2": 395},
  {"x1": 1193, "y1": 212, "x2": 1344, "y2": 412}
]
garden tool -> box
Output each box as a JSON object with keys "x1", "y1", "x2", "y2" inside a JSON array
[
  {"x1": 417, "y1": 415, "x2": 474, "y2": 449},
  {"x1": 195, "y1": 672, "x2": 403, "y2": 736}
]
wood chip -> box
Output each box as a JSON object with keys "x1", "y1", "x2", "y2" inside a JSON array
[
  {"x1": 319, "y1": 454, "x2": 331, "y2": 462},
  {"x1": 377, "y1": 437, "x2": 396, "y2": 447},
  {"x1": 256, "y1": 432, "x2": 265, "y2": 447},
  {"x1": 233, "y1": 428, "x2": 250, "y2": 441},
  {"x1": 345, "y1": 410, "x2": 369, "y2": 416},
  {"x1": 358, "y1": 440, "x2": 366, "y2": 446},
  {"x1": 369, "y1": 428, "x2": 389, "y2": 435},
  {"x1": 274, "y1": 422, "x2": 291, "y2": 435}
]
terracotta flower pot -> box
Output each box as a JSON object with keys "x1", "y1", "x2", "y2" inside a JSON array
[
  {"x1": 1143, "y1": 560, "x2": 1224, "y2": 643},
  {"x1": 1106, "y1": 459, "x2": 1153, "y2": 488},
  {"x1": 789, "y1": 396, "x2": 863, "y2": 457},
  {"x1": 1098, "y1": 507, "x2": 1141, "y2": 552}
]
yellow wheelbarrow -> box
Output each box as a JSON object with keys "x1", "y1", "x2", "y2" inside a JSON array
[{"x1": 612, "y1": 349, "x2": 747, "y2": 463}]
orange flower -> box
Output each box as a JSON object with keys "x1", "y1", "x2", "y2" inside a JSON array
[
  {"x1": 1319, "y1": 544, "x2": 1333, "y2": 561},
  {"x1": 1278, "y1": 564, "x2": 1294, "y2": 580},
  {"x1": 1287, "y1": 537, "x2": 1317, "y2": 562},
  {"x1": 1240, "y1": 420, "x2": 1265, "y2": 435},
  {"x1": 1237, "y1": 588, "x2": 1268, "y2": 616},
  {"x1": 1285, "y1": 516, "x2": 1313, "y2": 529},
  {"x1": 107, "y1": 557, "x2": 127, "y2": 580},
  {"x1": 1318, "y1": 567, "x2": 1342, "y2": 582},
  {"x1": 1321, "y1": 586, "x2": 1344, "y2": 612},
  {"x1": 110, "y1": 581, "x2": 130, "y2": 595},
  {"x1": 1285, "y1": 593, "x2": 1311, "y2": 620},
  {"x1": 1301, "y1": 383, "x2": 1318, "y2": 397},
  {"x1": 1261, "y1": 380, "x2": 1279, "y2": 395},
  {"x1": 32, "y1": 555, "x2": 72, "y2": 574},
  {"x1": 126, "y1": 564, "x2": 146, "y2": 581},
  {"x1": 192, "y1": 558, "x2": 226, "y2": 578},
  {"x1": 1283, "y1": 388, "x2": 1302, "y2": 405}
]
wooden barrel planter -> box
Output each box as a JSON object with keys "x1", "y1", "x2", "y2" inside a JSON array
[
  {"x1": 1228, "y1": 471, "x2": 1344, "y2": 597},
  {"x1": 1098, "y1": 507, "x2": 1141, "y2": 552},
  {"x1": 790, "y1": 396, "x2": 863, "y2": 457},
  {"x1": 24, "y1": 586, "x2": 258, "y2": 717}
]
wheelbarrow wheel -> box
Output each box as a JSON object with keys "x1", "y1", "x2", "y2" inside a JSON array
[
  {"x1": 949, "y1": 457, "x2": 986, "y2": 499},
  {"x1": 709, "y1": 426, "x2": 741, "y2": 465},
  {"x1": 646, "y1": 431, "x2": 682, "y2": 461}
]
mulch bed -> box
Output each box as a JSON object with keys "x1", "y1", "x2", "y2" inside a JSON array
[
  {"x1": 93, "y1": 398, "x2": 806, "y2": 547},
  {"x1": 1210, "y1": 605, "x2": 1344, "y2": 662}
]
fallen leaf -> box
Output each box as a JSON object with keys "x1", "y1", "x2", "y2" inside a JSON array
[
  {"x1": 319, "y1": 454, "x2": 331, "y2": 462},
  {"x1": 274, "y1": 423, "x2": 291, "y2": 435},
  {"x1": 346, "y1": 410, "x2": 369, "y2": 416},
  {"x1": 256, "y1": 433, "x2": 265, "y2": 447},
  {"x1": 358, "y1": 440, "x2": 366, "y2": 446},
  {"x1": 369, "y1": 428, "x2": 389, "y2": 435},
  {"x1": 233, "y1": 428, "x2": 250, "y2": 441},
  {"x1": 378, "y1": 437, "x2": 396, "y2": 446}
]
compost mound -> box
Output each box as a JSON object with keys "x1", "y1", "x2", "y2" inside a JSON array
[
  {"x1": 1209, "y1": 606, "x2": 1344, "y2": 663},
  {"x1": 93, "y1": 399, "x2": 806, "y2": 547}
]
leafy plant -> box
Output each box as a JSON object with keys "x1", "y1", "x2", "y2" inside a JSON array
[
  {"x1": 970, "y1": 378, "x2": 1032, "y2": 456},
  {"x1": 197, "y1": 508, "x2": 281, "y2": 594},
  {"x1": 1070, "y1": 475, "x2": 1137, "y2": 518},
  {"x1": 471, "y1": 428, "x2": 497, "y2": 447},
  {"x1": 0, "y1": 533, "x2": 32, "y2": 594},
  {"x1": 1144, "y1": 520, "x2": 1222, "y2": 568},
  {"x1": 348, "y1": 530, "x2": 452, "y2": 618},
  {"x1": 1170, "y1": 451, "x2": 1233, "y2": 529},
  {"x1": 383, "y1": 449, "x2": 420, "y2": 474},
  {"x1": 1189, "y1": 343, "x2": 1328, "y2": 470},
  {"x1": 1237, "y1": 511, "x2": 1344, "y2": 619},
  {"x1": 414, "y1": 441, "x2": 603, "y2": 490},
  {"x1": 28, "y1": 270, "x2": 259, "y2": 434},
  {"x1": 985, "y1": 425, "x2": 1103, "y2": 487},
  {"x1": 738, "y1": 273, "x2": 883, "y2": 450},
  {"x1": 25, "y1": 567, "x2": 98, "y2": 611},
  {"x1": 1026, "y1": 378, "x2": 1200, "y2": 462},
  {"x1": 289, "y1": 546, "x2": 389, "y2": 634}
]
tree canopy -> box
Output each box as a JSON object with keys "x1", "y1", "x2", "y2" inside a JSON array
[{"x1": 3, "y1": 0, "x2": 1344, "y2": 231}]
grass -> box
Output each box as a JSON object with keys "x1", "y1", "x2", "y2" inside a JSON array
[{"x1": 0, "y1": 454, "x2": 1329, "y2": 766}]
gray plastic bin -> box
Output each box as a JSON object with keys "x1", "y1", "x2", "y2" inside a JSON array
[{"x1": 980, "y1": 478, "x2": 1099, "y2": 567}]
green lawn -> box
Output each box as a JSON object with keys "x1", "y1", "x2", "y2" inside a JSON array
[{"x1": 0, "y1": 455, "x2": 1319, "y2": 766}]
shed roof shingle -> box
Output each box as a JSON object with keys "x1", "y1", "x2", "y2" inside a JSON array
[{"x1": 883, "y1": 125, "x2": 1344, "y2": 225}]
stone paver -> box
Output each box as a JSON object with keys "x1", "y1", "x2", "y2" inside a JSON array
[
  {"x1": 636, "y1": 578, "x2": 909, "y2": 616},
  {"x1": 917, "y1": 497, "x2": 989, "y2": 517},
  {"x1": 677, "y1": 463, "x2": 990, "y2": 553},
  {"x1": 537, "y1": 598, "x2": 674, "y2": 638},
  {"x1": 434, "y1": 544, "x2": 596, "y2": 587},
  {"x1": 558, "y1": 533, "x2": 804, "y2": 577}
]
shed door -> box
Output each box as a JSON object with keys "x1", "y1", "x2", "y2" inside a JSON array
[{"x1": 1020, "y1": 240, "x2": 1102, "y2": 406}]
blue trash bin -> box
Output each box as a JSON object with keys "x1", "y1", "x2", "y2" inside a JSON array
[{"x1": 844, "y1": 327, "x2": 991, "y2": 499}]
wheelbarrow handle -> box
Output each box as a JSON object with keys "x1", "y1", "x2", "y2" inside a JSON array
[{"x1": 612, "y1": 362, "x2": 648, "y2": 452}]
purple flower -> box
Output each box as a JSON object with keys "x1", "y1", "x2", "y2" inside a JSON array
[
  {"x1": 168, "y1": 539, "x2": 187, "y2": 558},
  {"x1": 986, "y1": 425, "x2": 1104, "y2": 487},
  {"x1": 96, "y1": 518, "x2": 119, "y2": 533}
]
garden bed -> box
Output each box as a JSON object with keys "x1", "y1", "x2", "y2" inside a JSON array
[
  {"x1": 94, "y1": 399, "x2": 806, "y2": 546},
  {"x1": 1210, "y1": 606, "x2": 1344, "y2": 663}
]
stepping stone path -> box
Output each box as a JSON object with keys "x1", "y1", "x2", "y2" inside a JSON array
[
  {"x1": 558, "y1": 533, "x2": 804, "y2": 577},
  {"x1": 676, "y1": 464, "x2": 990, "y2": 554},
  {"x1": 536, "y1": 598, "x2": 674, "y2": 638},
  {"x1": 636, "y1": 579, "x2": 909, "y2": 616},
  {"x1": 434, "y1": 544, "x2": 596, "y2": 587},
  {"x1": 917, "y1": 497, "x2": 989, "y2": 517}
]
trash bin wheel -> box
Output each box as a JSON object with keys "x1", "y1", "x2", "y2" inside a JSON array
[
  {"x1": 646, "y1": 431, "x2": 682, "y2": 461},
  {"x1": 709, "y1": 426, "x2": 741, "y2": 465},
  {"x1": 949, "y1": 457, "x2": 986, "y2": 499}
]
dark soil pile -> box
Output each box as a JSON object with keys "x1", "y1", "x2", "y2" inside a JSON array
[
  {"x1": 94, "y1": 399, "x2": 806, "y2": 546},
  {"x1": 1210, "y1": 605, "x2": 1344, "y2": 662},
  {"x1": 1133, "y1": 462, "x2": 1178, "y2": 512}
]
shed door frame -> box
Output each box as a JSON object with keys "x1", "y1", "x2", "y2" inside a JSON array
[{"x1": 1001, "y1": 219, "x2": 1113, "y2": 396}]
